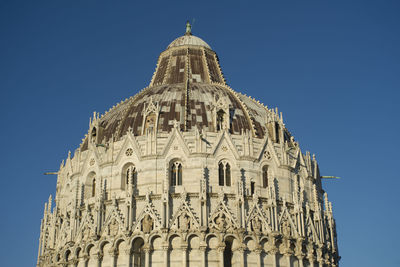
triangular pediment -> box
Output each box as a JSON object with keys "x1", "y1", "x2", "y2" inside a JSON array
[
  {"x1": 100, "y1": 202, "x2": 125, "y2": 237},
  {"x1": 278, "y1": 205, "x2": 299, "y2": 237},
  {"x1": 305, "y1": 211, "x2": 320, "y2": 243},
  {"x1": 211, "y1": 130, "x2": 240, "y2": 159},
  {"x1": 114, "y1": 132, "x2": 142, "y2": 164},
  {"x1": 161, "y1": 127, "x2": 191, "y2": 157},
  {"x1": 75, "y1": 209, "x2": 96, "y2": 241},
  {"x1": 169, "y1": 198, "x2": 200, "y2": 231},
  {"x1": 208, "y1": 199, "x2": 239, "y2": 231},
  {"x1": 257, "y1": 136, "x2": 280, "y2": 166},
  {"x1": 246, "y1": 201, "x2": 272, "y2": 233},
  {"x1": 132, "y1": 201, "x2": 162, "y2": 233}
]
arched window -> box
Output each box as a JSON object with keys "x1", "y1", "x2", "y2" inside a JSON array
[
  {"x1": 91, "y1": 127, "x2": 97, "y2": 143},
  {"x1": 251, "y1": 181, "x2": 255, "y2": 196},
  {"x1": 126, "y1": 166, "x2": 136, "y2": 186},
  {"x1": 262, "y1": 166, "x2": 268, "y2": 188},
  {"x1": 275, "y1": 122, "x2": 280, "y2": 143},
  {"x1": 219, "y1": 163, "x2": 224, "y2": 186},
  {"x1": 170, "y1": 161, "x2": 182, "y2": 186},
  {"x1": 218, "y1": 161, "x2": 231, "y2": 186},
  {"x1": 225, "y1": 164, "x2": 231, "y2": 186},
  {"x1": 121, "y1": 164, "x2": 137, "y2": 190},
  {"x1": 91, "y1": 177, "x2": 96, "y2": 197}
]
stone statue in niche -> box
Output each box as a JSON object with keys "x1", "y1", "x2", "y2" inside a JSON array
[
  {"x1": 82, "y1": 225, "x2": 91, "y2": 240},
  {"x1": 214, "y1": 212, "x2": 227, "y2": 231},
  {"x1": 307, "y1": 228, "x2": 313, "y2": 240},
  {"x1": 142, "y1": 214, "x2": 153, "y2": 234},
  {"x1": 109, "y1": 218, "x2": 119, "y2": 236},
  {"x1": 251, "y1": 216, "x2": 262, "y2": 233},
  {"x1": 179, "y1": 213, "x2": 190, "y2": 231},
  {"x1": 282, "y1": 218, "x2": 291, "y2": 237}
]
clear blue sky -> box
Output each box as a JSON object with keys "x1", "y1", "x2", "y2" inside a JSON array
[{"x1": 0, "y1": 1, "x2": 399, "y2": 266}]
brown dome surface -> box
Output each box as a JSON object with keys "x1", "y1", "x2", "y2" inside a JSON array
[{"x1": 81, "y1": 33, "x2": 270, "y2": 151}]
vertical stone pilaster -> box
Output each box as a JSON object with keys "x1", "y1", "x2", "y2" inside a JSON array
[
  {"x1": 144, "y1": 247, "x2": 150, "y2": 267},
  {"x1": 254, "y1": 249, "x2": 262, "y2": 267},
  {"x1": 162, "y1": 245, "x2": 169, "y2": 265},
  {"x1": 123, "y1": 249, "x2": 131, "y2": 267},
  {"x1": 217, "y1": 245, "x2": 225, "y2": 267},
  {"x1": 91, "y1": 253, "x2": 102, "y2": 267},
  {"x1": 286, "y1": 254, "x2": 292, "y2": 267},
  {"x1": 238, "y1": 247, "x2": 245, "y2": 267},
  {"x1": 271, "y1": 252, "x2": 277, "y2": 267},
  {"x1": 199, "y1": 246, "x2": 207, "y2": 267},
  {"x1": 182, "y1": 246, "x2": 188, "y2": 267},
  {"x1": 308, "y1": 257, "x2": 315, "y2": 267},
  {"x1": 298, "y1": 257, "x2": 304, "y2": 267}
]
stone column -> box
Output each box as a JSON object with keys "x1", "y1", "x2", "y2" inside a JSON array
[
  {"x1": 71, "y1": 258, "x2": 78, "y2": 267},
  {"x1": 82, "y1": 255, "x2": 90, "y2": 267},
  {"x1": 217, "y1": 245, "x2": 225, "y2": 267},
  {"x1": 182, "y1": 245, "x2": 188, "y2": 267},
  {"x1": 238, "y1": 246, "x2": 245, "y2": 267},
  {"x1": 316, "y1": 248, "x2": 324, "y2": 267},
  {"x1": 308, "y1": 256, "x2": 315, "y2": 267},
  {"x1": 122, "y1": 248, "x2": 131, "y2": 267},
  {"x1": 199, "y1": 246, "x2": 207, "y2": 267},
  {"x1": 298, "y1": 256, "x2": 304, "y2": 267},
  {"x1": 271, "y1": 252, "x2": 277, "y2": 267},
  {"x1": 162, "y1": 245, "x2": 169, "y2": 265},
  {"x1": 144, "y1": 247, "x2": 151, "y2": 267},
  {"x1": 254, "y1": 249, "x2": 262, "y2": 267},
  {"x1": 109, "y1": 250, "x2": 118, "y2": 267},
  {"x1": 91, "y1": 253, "x2": 102, "y2": 267},
  {"x1": 286, "y1": 254, "x2": 291, "y2": 267}
]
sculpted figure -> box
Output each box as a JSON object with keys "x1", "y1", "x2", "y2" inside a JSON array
[
  {"x1": 252, "y1": 216, "x2": 262, "y2": 233},
  {"x1": 180, "y1": 213, "x2": 190, "y2": 231},
  {"x1": 215, "y1": 212, "x2": 226, "y2": 231},
  {"x1": 83, "y1": 226, "x2": 91, "y2": 240},
  {"x1": 109, "y1": 218, "x2": 119, "y2": 236},
  {"x1": 282, "y1": 219, "x2": 291, "y2": 237},
  {"x1": 142, "y1": 214, "x2": 153, "y2": 234}
]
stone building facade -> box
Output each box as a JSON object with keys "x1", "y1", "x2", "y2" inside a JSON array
[{"x1": 37, "y1": 24, "x2": 339, "y2": 267}]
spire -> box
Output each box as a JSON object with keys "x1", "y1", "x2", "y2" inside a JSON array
[{"x1": 185, "y1": 20, "x2": 192, "y2": 35}]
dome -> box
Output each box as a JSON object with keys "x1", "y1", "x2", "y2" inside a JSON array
[
  {"x1": 167, "y1": 34, "x2": 211, "y2": 49},
  {"x1": 80, "y1": 25, "x2": 273, "y2": 151}
]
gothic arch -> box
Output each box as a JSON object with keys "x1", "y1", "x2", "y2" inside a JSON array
[
  {"x1": 218, "y1": 159, "x2": 232, "y2": 186},
  {"x1": 84, "y1": 172, "x2": 97, "y2": 199},
  {"x1": 121, "y1": 162, "x2": 137, "y2": 190},
  {"x1": 169, "y1": 159, "x2": 183, "y2": 186}
]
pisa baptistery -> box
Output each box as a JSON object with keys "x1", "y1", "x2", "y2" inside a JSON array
[{"x1": 37, "y1": 23, "x2": 339, "y2": 267}]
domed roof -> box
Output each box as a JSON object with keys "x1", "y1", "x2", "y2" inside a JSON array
[
  {"x1": 80, "y1": 24, "x2": 272, "y2": 151},
  {"x1": 167, "y1": 21, "x2": 211, "y2": 49},
  {"x1": 167, "y1": 35, "x2": 211, "y2": 49}
]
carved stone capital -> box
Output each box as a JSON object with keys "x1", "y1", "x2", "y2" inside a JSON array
[
  {"x1": 108, "y1": 248, "x2": 118, "y2": 257},
  {"x1": 217, "y1": 245, "x2": 226, "y2": 253},
  {"x1": 123, "y1": 248, "x2": 132, "y2": 256},
  {"x1": 199, "y1": 245, "x2": 207, "y2": 252}
]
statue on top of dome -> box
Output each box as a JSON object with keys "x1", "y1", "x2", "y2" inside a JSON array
[{"x1": 185, "y1": 21, "x2": 192, "y2": 35}]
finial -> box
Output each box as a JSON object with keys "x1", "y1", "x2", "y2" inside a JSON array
[{"x1": 185, "y1": 20, "x2": 192, "y2": 35}]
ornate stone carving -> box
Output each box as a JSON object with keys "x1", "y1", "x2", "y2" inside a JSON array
[
  {"x1": 179, "y1": 212, "x2": 191, "y2": 231},
  {"x1": 251, "y1": 216, "x2": 262, "y2": 233},
  {"x1": 125, "y1": 148, "x2": 133, "y2": 156},
  {"x1": 142, "y1": 214, "x2": 153, "y2": 234},
  {"x1": 214, "y1": 212, "x2": 227, "y2": 231},
  {"x1": 108, "y1": 218, "x2": 119, "y2": 236}
]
